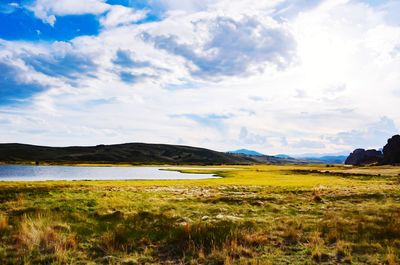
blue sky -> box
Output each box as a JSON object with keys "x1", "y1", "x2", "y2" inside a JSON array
[{"x1": 0, "y1": 0, "x2": 399, "y2": 154}]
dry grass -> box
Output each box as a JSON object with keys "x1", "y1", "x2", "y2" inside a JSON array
[
  {"x1": 0, "y1": 213, "x2": 8, "y2": 232},
  {"x1": 386, "y1": 247, "x2": 398, "y2": 265},
  {"x1": 0, "y1": 164, "x2": 399, "y2": 263},
  {"x1": 335, "y1": 240, "x2": 351, "y2": 262},
  {"x1": 15, "y1": 214, "x2": 77, "y2": 263},
  {"x1": 308, "y1": 232, "x2": 328, "y2": 262}
]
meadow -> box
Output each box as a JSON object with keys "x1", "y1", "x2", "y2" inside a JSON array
[{"x1": 0, "y1": 164, "x2": 399, "y2": 264}]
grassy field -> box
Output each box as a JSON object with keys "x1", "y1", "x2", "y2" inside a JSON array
[{"x1": 0, "y1": 164, "x2": 399, "y2": 264}]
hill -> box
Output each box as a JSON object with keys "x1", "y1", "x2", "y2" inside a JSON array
[
  {"x1": 227, "y1": 149, "x2": 264, "y2": 156},
  {"x1": 0, "y1": 143, "x2": 262, "y2": 165}
]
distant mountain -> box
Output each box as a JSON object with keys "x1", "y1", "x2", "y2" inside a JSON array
[
  {"x1": 289, "y1": 153, "x2": 349, "y2": 164},
  {"x1": 228, "y1": 149, "x2": 264, "y2": 156},
  {"x1": 0, "y1": 143, "x2": 258, "y2": 165},
  {"x1": 274, "y1": 154, "x2": 294, "y2": 159},
  {"x1": 228, "y1": 150, "x2": 347, "y2": 164},
  {"x1": 229, "y1": 151, "x2": 313, "y2": 164},
  {"x1": 313, "y1": 155, "x2": 348, "y2": 164},
  {"x1": 293, "y1": 155, "x2": 347, "y2": 164},
  {"x1": 273, "y1": 154, "x2": 347, "y2": 164},
  {"x1": 229, "y1": 153, "x2": 308, "y2": 164},
  {"x1": 292, "y1": 152, "x2": 349, "y2": 158}
]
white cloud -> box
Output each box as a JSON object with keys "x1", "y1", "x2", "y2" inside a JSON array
[
  {"x1": 146, "y1": 16, "x2": 296, "y2": 79},
  {"x1": 292, "y1": 139, "x2": 325, "y2": 149},
  {"x1": 1, "y1": 0, "x2": 400, "y2": 155},
  {"x1": 100, "y1": 5, "x2": 147, "y2": 28},
  {"x1": 27, "y1": 0, "x2": 110, "y2": 26},
  {"x1": 329, "y1": 117, "x2": 398, "y2": 149},
  {"x1": 238, "y1": 127, "x2": 268, "y2": 145},
  {"x1": 153, "y1": 0, "x2": 213, "y2": 13}
]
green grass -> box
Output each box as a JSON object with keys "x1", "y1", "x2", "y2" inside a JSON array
[{"x1": 0, "y1": 164, "x2": 399, "y2": 264}]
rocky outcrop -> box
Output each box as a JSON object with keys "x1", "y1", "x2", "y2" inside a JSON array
[
  {"x1": 383, "y1": 135, "x2": 400, "y2": 164},
  {"x1": 345, "y1": 149, "x2": 383, "y2": 165}
]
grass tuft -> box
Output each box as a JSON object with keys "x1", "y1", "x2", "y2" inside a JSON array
[
  {"x1": 385, "y1": 247, "x2": 398, "y2": 265},
  {"x1": 15, "y1": 214, "x2": 77, "y2": 263}
]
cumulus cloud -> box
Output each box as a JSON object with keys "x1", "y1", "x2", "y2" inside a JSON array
[
  {"x1": 100, "y1": 5, "x2": 147, "y2": 28},
  {"x1": 329, "y1": 117, "x2": 398, "y2": 149},
  {"x1": 113, "y1": 49, "x2": 151, "y2": 68},
  {"x1": 0, "y1": 62, "x2": 47, "y2": 105},
  {"x1": 27, "y1": 0, "x2": 109, "y2": 26},
  {"x1": 146, "y1": 16, "x2": 296, "y2": 79},
  {"x1": 171, "y1": 113, "x2": 233, "y2": 130},
  {"x1": 153, "y1": 0, "x2": 213, "y2": 13},
  {"x1": 23, "y1": 51, "x2": 97, "y2": 80},
  {"x1": 25, "y1": 0, "x2": 149, "y2": 29},
  {"x1": 119, "y1": 72, "x2": 155, "y2": 84},
  {"x1": 238, "y1": 127, "x2": 267, "y2": 145},
  {"x1": 119, "y1": 72, "x2": 136, "y2": 83},
  {"x1": 1, "y1": 0, "x2": 400, "y2": 154},
  {"x1": 391, "y1": 43, "x2": 400, "y2": 58},
  {"x1": 292, "y1": 139, "x2": 325, "y2": 149}
]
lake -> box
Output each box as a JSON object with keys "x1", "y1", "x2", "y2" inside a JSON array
[{"x1": 0, "y1": 165, "x2": 219, "y2": 181}]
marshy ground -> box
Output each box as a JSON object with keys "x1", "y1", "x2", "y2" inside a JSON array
[{"x1": 0, "y1": 165, "x2": 399, "y2": 264}]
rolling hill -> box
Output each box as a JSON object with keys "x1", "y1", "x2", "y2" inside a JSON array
[{"x1": 0, "y1": 143, "x2": 260, "y2": 164}]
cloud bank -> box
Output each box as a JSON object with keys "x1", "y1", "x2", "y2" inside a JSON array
[{"x1": 0, "y1": 0, "x2": 399, "y2": 155}]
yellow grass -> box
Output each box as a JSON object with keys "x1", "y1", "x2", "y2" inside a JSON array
[
  {"x1": 1, "y1": 164, "x2": 396, "y2": 188},
  {"x1": 0, "y1": 164, "x2": 399, "y2": 264}
]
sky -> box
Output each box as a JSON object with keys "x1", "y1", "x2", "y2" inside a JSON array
[{"x1": 0, "y1": 0, "x2": 399, "y2": 155}]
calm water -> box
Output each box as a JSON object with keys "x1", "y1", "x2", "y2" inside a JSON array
[{"x1": 0, "y1": 165, "x2": 219, "y2": 181}]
